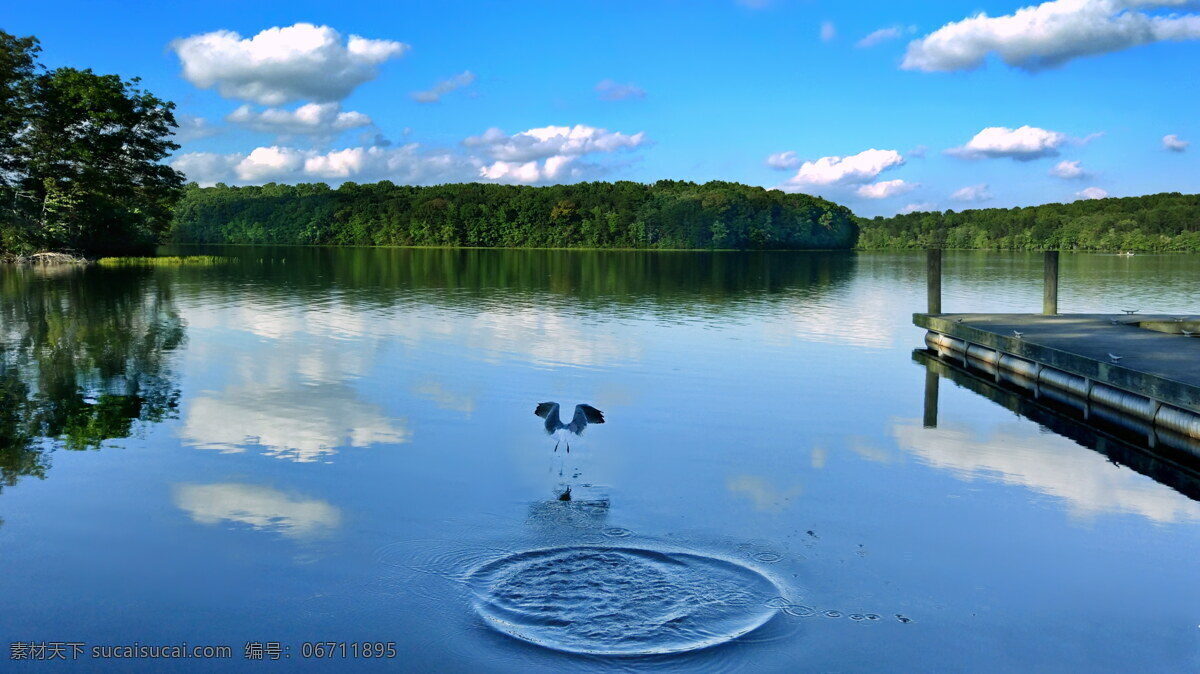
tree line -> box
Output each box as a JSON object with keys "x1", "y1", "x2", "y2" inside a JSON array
[
  {"x1": 856, "y1": 192, "x2": 1200, "y2": 252},
  {"x1": 0, "y1": 31, "x2": 183, "y2": 256},
  {"x1": 169, "y1": 180, "x2": 859, "y2": 250}
]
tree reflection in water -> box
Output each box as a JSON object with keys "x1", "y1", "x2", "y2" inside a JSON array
[{"x1": 0, "y1": 265, "x2": 184, "y2": 495}]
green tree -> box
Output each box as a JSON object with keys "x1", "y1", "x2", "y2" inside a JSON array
[
  {"x1": 856, "y1": 192, "x2": 1200, "y2": 252},
  {"x1": 0, "y1": 32, "x2": 40, "y2": 248},
  {"x1": 169, "y1": 180, "x2": 860, "y2": 251},
  {"x1": 1, "y1": 31, "x2": 184, "y2": 255}
]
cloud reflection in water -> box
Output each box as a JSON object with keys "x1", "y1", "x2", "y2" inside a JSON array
[
  {"x1": 173, "y1": 483, "x2": 342, "y2": 538},
  {"x1": 893, "y1": 419, "x2": 1200, "y2": 524}
]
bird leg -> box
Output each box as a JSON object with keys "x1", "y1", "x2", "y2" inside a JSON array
[
  {"x1": 553, "y1": 439, "x2": 559, "y2": 452},
  {"x1": 566, "y1": 441, "x2": 571, "y2": 454}
]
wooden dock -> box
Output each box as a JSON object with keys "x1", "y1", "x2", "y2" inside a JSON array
[
  {"x1": 915, "y1": 250, "x2": 1200, "y2": 458},
  {"x1": 915, "y1": 313, "x2": 1200, "y2": 414}
]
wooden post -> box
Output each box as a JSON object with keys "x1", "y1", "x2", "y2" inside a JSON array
[
  {"x1": 1043, "y1": 250, "x2": 1059, "y2": 315},
  {"x1": 927, "y1": 249, "x2": 942, "y2": 315},
  {"x1": 923, "y1": 370, "x2": 939, "y2": 429}
]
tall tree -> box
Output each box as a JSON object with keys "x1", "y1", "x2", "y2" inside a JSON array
[
  {"x1": 0, "y1": 31, "x2": 184, "y2": 255},
  {"x1": 0, "y1": 32, "x2": 39, "y2": 230}
]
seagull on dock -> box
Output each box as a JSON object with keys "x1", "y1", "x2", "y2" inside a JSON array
[
  {"x1": 1012, "y1": 330, "x2": 1024, "y2": 339},
  {"x1": 1108, "y1": 353, "x2": 1123, "y2": 363},
  {"x1": 535, "y1": 402, "x2": 605, "y2": 453}
]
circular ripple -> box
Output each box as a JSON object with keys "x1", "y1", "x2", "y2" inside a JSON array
[
  {"x1": 752, "y1": 551, "x2": 784, "y2": 564},
  {"x1": 467, "y1": 546, "x2": 783, "y2": 655},
  {"x1": 602, "y1": 527, "x2": 633, "y2": 538},
  {"x1": 823, "y1": 610, "x2": 843, "y2": 619},
  {"x1": 782, "y1": 604, "x2": 816, "y2": 618}
]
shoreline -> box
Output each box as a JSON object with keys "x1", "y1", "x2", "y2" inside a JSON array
[{"x1": 1, "y1": 252, "x2": 92, "y2": 265}]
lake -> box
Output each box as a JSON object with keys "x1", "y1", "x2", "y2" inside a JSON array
[{"x1": 2, "y1": 248, "x2": 1199, "y2": 671}]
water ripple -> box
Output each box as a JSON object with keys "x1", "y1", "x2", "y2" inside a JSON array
[{"x1": 467, "y1": 546, "x2": 784, "y2": 655}]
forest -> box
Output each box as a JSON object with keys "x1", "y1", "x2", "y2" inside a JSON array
[
  {"x1": 855, "y1": 192, "x2": 1200, "y2": 252},
  {"x1": 168, "y1": 180, "x2": 859, "y2": 250}
]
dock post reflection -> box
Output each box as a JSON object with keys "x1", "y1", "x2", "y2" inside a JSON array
[
  {"x1": 923, "y1": 369, "x2": 939, "y2": 429},
  {"x1": 913, "y1": 348, "x2": 1200, "y2": 503}
]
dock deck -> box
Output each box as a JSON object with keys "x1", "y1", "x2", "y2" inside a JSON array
[{"x1": 914, "y1": 313, "x2": 1200, "y2": 414}]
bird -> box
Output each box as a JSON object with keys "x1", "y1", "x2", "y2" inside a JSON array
[
  {"x1": 1121, "y1": 309, "x2": 1138, "y2": 315},
  {"x1": 535, "y1": 402, "x2": 605, "y2": 453},
  {"x1": 1183, "y1": 330, "x2": 1195, "y2": 338},
  {"x1": 1012, "y1": 330, "x2": 1024, "y2": 339},
  {"x1": 1108, "y1": 353, "x2": 1123, "y2": 363}
]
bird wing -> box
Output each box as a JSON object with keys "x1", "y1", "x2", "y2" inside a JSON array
[
  {"x1": 535, "y1": 401, "x2": 561, "y2": 433},
  {"x1": 568, "y1": 404, "x2": 605, "y2": 434}
]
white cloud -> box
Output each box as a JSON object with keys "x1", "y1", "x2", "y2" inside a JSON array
[
  {"x1": 1076, "y1": 186, "x2": 1110, "y2": 199},
  {"x1": 857, "y1": 25, "x2": 916, "y2": 48},
  {"x1": 411, "y1": 71, "x2": 476, "y2": 103},
  {"x1": 226, "y1": 102, "x2": 372, "y2": 137},
  {"x1": 320, "y1": 145, "x2": 474, "y2": 183},
  {"x1": 779, "y1": 148, "x2": 905, "y2": 191},
  {"x1": 1049, "y1": 159, "x2": 1089, "y2": 179},
  {"x1": 171, "y1": 152, "x2": 243, "y2": 186},
  {"x1": 172, "y1": 124, "x2": 648, "y2": 186},
  {"x1": 479, "y1": 160, "x2": 544, "y2": 183},
  {"x1": 765, "y1": 150, "x2": 802, "y2": 170},
  {"x1": 901, "y1": 202, "x2": 937, "y2": 214},
  {"x1": 464, "y1": 124, "x2": 647, "y2": 183},
  {"x1": 174, "y1": 483, "x2": 342, "y2": 538},
  {"x1": 171, "y1": 23, "x2": 408, "y2": 105},
  {"x1": 902, "y1": 0, "x2": 1200, "y2": 72},
  {"x1": 173, "y1": 114, "x2": 222, "y2": 143},
  {"x1": 908, "y1": 144, "x2": 929, "y2": 159},
  {"x1": 820, "y1": 20, "x2": 837, "y2": 42},
  {"x1": 1163, "y1": 133, "x2": 1190, "y2": 151},
  {"x1": 947, "y1": 125, "x2": 1068, "y2": 161},
  {"x1": 856, "y1": 179, "x2": 918, "y2": 199},
  {"x1": 235, "y1": 146, "x2": 308, "y2": 182},
  {"x1": 464, "y1": 124, "x2": 646, "y2": 162},
  {"x1": 595, "y1": 79, "x2": 646, "y2": 101},
  {"x1": 950, "y1": 183, "x2": 994, "y2": 202},
  {"x1": 171, "y1": 143, "x2": 467, "y2": 185}
]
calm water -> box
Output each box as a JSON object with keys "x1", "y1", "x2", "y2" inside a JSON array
[{"x1": 2, "y1": 248, "x2": 1199, "y2": 671}]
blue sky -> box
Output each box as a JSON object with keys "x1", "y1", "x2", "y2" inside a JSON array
[{"x1": 6, "y1": 0, "x2": 1199, "y2": 216}]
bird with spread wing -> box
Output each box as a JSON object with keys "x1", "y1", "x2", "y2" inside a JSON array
[{"x1": 535, "y1": 402, "x2": 605, "y2": 453}]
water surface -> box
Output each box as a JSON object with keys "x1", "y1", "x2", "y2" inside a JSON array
[{"x1": 2, "y1": 248, "x2": 1199, "y2": 671}]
